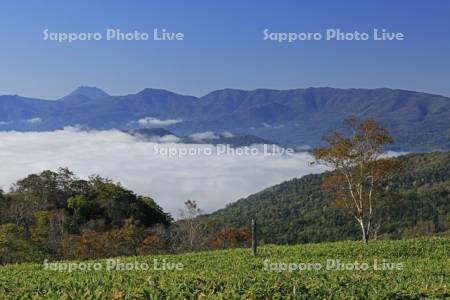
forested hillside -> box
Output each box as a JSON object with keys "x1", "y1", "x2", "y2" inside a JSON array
[
  {"x1": 0, "y1": 170, "x2": 250, "y2": 264},
  {"x1": 1, "y1": 87, "x2": 450, "y2": 151},
  {"x1": 0, "y1": 169, "x2": 171, "y2": 264},
  {"x1": 1, "y1": 152, "x2": 449, "y2": 265},
  {"x1": 211, "y1": 152, "x2": 450, "y2": 244}
]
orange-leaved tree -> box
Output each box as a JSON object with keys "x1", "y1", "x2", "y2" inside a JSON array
[{"x1": 313, "y1": 117, "x2": 397, "y2": 243}]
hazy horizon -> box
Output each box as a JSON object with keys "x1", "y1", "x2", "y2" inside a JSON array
[{"x1": 4, "y1": 85, "x2": 450, "y2": 101}]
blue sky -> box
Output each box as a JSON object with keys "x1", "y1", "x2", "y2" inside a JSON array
[{"x1": 0, "y1": 0, "x2": 449, "y2": 99}]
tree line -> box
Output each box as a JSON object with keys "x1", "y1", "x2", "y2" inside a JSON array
[
  {"x1": 0, "y1": 169, "x2": 250, "y2": 264},
  {"x1": 1, "y1": 118, "x2": 449, "y2": 264},
  {"x1": 212, "y1": 119, "x2": 450, "y2": 244}
]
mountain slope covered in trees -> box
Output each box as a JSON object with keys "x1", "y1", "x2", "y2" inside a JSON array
[
  {"x1": 0, "y1": 170, "x2": 250, "y2": 264},
  {"x1": 0, "y1": 87, "x2": 449, "y2": 151},
  {"x1": 210, "y1": 152, "x2": 450, "y2": 244}
]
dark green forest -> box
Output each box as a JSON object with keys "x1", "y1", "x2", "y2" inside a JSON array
[
  {"x1": 0, "y1": 170, "x2": 174, "y2": 264},
  {"x1": 0, "y1": 170, "x2": 250, "y2": 264},
  {"x1": 1, "y1": 152, "x2": 449, "y2": 265},
  {"x1": 211, "y1": 152, "x2": 450, "y2": 244}
]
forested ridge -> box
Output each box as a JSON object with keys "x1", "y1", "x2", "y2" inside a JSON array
[
  {"x1": 1, "y1": 151, "x2": 449, "y2": 264},
  {"x1": 2, "y1": 87, "x2": 450, "y2": 151},
  {"x1": 0, "y1": 170, "x2": 249, "y2": 264},
  {"x1": 211, "y1": 151, "x2": 450, "y2": 244},
  {"x1": 0, "y1": 170, "x2": 173, "y2": 264}
]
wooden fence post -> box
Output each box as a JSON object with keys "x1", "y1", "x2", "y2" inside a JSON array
[{"x1": 251, "y1": 218, "x2": 257, "y2": 256}]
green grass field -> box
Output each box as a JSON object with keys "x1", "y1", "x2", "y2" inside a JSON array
[{"x1": 0, "y1": 237, "x2": 449, "y2": 299}]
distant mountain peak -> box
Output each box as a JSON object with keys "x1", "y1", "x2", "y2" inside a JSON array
[
  {"x1": 65, "y1": 86, "x2": 110, "y2": 100},
  {"x1": 137, "y1": 88, "x2": 183, "y2": 97}
]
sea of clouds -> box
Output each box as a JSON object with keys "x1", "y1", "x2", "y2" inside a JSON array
[{"x1": 0, "y1": 128, "x2": 327, "y2": 216}]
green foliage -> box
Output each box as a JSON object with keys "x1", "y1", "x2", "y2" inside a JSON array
[
  {"x1": 211, "y1": 151, "x2": 450, "y2": 244},
  {"x1": 0, "y1": 168, "x2": 172, "y2": 264},
  {"x1": 0, "y1": 224, "x2": 46, "y2": 264},
  {"x1": 0, "y1": 237, "x2": 448, "y2": 299},
  {"x1": 67, "y1": 195, "x2": 91, "y2": 226}
]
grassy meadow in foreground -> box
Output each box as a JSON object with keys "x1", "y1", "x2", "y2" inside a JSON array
[{"x1": 0, "y1": 237, "x2": 449, "y2": 299}]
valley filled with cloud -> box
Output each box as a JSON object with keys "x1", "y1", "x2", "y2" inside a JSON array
[{"x1": 0, "y1": 129, "x2": 327, "y2": 215}]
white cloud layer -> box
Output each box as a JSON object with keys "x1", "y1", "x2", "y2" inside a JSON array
[
  {"x1": 137, "y1": 117, "x2": 182, "y2": 126},
  {"x1": 221, "y1": 132, "x2": 235, "y2": 138},
  {"x1": 0, "y1": 129, "x2": 327, "y2": 216},
  {"x1": 26, "y1": 118, "x2": 43, "y2": 124},
  {"x1": 189, "y1": 131, "x2": 220, "y2": 142},
  {"x1": 149, "y1": 135, "x2": 181, "y2": 143}
]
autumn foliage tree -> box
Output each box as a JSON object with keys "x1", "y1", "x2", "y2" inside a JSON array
[
  {"x1": 209, "y1": 226, "x2": 251, "y2": 249},
  {"x1": 313, "y1": 118, "x2": 397, "y2": 243}
]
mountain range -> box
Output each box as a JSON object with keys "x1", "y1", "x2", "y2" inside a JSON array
[{"x1": 1, "y1": 86, "x2": 449, "y2": 151}]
